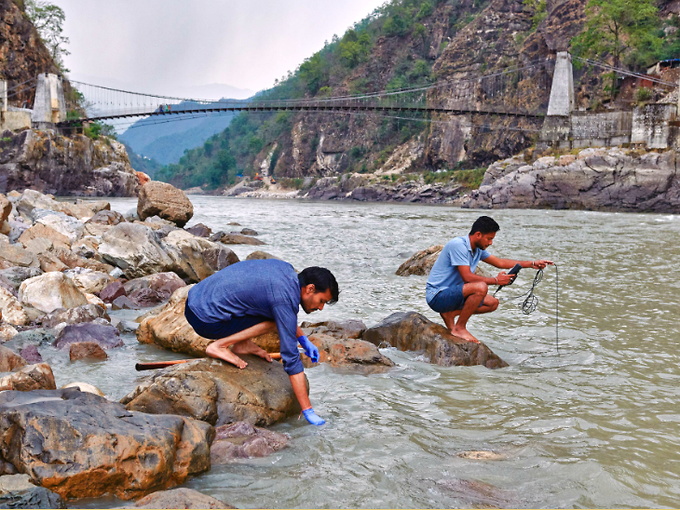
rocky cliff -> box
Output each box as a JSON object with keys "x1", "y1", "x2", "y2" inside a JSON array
[
  {"x1": 0, "y1": 129, "x2": 140, "y2": 196},
  {"x1": 461, "y1": 147, "x2": 680, "y2": 212},
  {"x1": 0, "y1": 0, "x2": 62, "y2": 106}
]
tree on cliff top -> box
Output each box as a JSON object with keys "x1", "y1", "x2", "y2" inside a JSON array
[
  {"x1": 24, "y1": 0, "x2": 70, "y2": 72},
  {"x1": 570, "y1": 0, "x2": 662, "y2": 71}
]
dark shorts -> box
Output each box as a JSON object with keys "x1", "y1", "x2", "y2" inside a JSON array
[
  {"x1": 184, "y1": 303, "x2": 268, "y2": 340},
  {"x1": 427, "y1": 285, "x2": 465, "y2": 314}
]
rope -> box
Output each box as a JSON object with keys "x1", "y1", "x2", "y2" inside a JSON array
[{"x1": 498, "y1": 266, "x2": 560, "y2": 353}]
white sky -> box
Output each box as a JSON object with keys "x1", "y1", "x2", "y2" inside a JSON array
[{"x1": 51, "y1": 0, "x2": 387, "y2": 100}]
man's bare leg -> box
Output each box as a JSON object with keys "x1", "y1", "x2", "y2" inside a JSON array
[
  {"x1": 231, "y1": 338, "x2": 274, "y2": 362},
  {"x1": 205, "y1": 321, "x2": 277, "y2": 368},
  {"x1": 448, "y1": 282, "x2": 491, "y2": 343}
]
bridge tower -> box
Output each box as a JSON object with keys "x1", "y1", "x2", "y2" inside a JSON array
[
  {"x1": 32, "y1": 73, "x2": 66, "y2": 129},
  {"x1": 540, "y1": 51, "x2": 575, "y2": 148},
  {"x1": 547, "y1": 51, "x2": 574, "y2": 116}
]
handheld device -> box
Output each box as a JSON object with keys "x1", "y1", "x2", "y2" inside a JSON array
[{"x1": 496, "y1": 263, "x2": 522, "y2": 293}]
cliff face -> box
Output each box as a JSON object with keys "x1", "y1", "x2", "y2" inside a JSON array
[
  {"x1": 0, "y1": 130, "x2": 140, "y2": 197},
  {"x1": 0, "y1": 0, "x2": 61, "y2": 106},
  {"x1": 263, "y1": 0, "x2": 591, "y2": 179}
]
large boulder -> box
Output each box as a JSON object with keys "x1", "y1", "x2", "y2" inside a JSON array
[
  {"x1": 363, "y1": 311, "x2": 508, "y2": 369},
  {"x1": 123, "y1": 271, "x2": 187, "y2": 307},
  {"x1": 121, "y1": 357, "x2": 301, "y2": 427},
  {"x1": 0, "y1": 388, "x2": 213, "y2": 500},
  {"x1": 63, "y1": 267, "x2": 113, "y2": 295},
  {"x1": 98, "y1": 222, "x2": 175, "y2": 279},
  {"x1": 396, "y1": 245, "x2": 443, "y2": 276},
  {"x1": 18, "y1": 272, "x2": 89, "y2": 314},
  {"x1": 161, "y1": 230, "x2": 239, "y2": 283},
  {"x1": 137, "y1": 182, "x2": 194, "y2": 227},
  {"x1": 136, "y1": 286, "x2": 211, "y2": 356}
]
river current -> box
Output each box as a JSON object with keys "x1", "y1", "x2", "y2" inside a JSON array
[{"x1": 66, "y1": 196, "x2": 679, "y2": 509}]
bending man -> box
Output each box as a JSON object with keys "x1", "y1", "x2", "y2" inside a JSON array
[
  {"x1": 184, "y1": 259, "x2": 339, "y2": 426},
  {"x1": 426, "y1": 216, "x2": 552, "y2": 344}
]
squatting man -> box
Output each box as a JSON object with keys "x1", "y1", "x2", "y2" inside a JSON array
[
  {"x1": 184, "y1": 259, "x2": 339, "y2": 426},
  {"x1": 426, "y1": 215, "x2": 553, "y2": 344}
]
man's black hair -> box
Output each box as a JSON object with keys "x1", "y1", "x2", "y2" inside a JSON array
[
  {"x1": 299, "y1": 267, "x2": 339, "y2": 304},
  {"x1": 469, "y1": 216, "x2": 500, "y2": 235}
]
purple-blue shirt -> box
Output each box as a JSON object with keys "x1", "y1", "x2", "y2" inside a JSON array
[{"x1": 187, "y1": 259, "x2": 304, "y2": 375}]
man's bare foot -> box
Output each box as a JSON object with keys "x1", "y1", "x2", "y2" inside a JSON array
[
  {"x1": 232, "y1": 339, "x2": 273, "y2": 362},
  {"x1": 206, "y1": 345, "x2": 248, "y2": 369},
  {"x1": 450, "y1": 325, "x2": 480, "y2": 344}
]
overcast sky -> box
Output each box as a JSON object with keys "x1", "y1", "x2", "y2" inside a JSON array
[{"x1": 51, "y1": 0, "x2": 387, "y2": 100}]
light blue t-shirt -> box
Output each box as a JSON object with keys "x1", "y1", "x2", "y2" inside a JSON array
[{"x1": 426, "y1": 235, "x2": 490, "y2": 302}]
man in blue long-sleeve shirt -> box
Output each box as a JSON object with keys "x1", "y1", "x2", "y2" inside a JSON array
[{"x1": 184, "y1": 259, "x2": 339, "y2": 426}]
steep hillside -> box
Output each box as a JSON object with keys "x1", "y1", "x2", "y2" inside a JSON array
[
  {"x1": 159, "y1": 0, "x2": 680, "y2": 192},
  {"x1": 0, "y1": 0, "x2": 62, "y2": 105}
]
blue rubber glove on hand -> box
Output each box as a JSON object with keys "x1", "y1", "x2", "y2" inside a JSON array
[
  {"x1": 297, "y1": 335, "x2": 319, "y2": 363},
  {"x1": 302, "y1": 408, "x2": 326, "y2": 426}
]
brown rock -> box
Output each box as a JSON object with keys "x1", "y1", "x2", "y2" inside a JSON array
[
  {"x1": 0, "y1": 388, "x2": 212, "y2": 500},
  {"x1": 0, "y1": 345, "x2": 27, "y2": 372},
  {"x1": 122, "y1": 357, "x2": 301, "y2": 427},
  {"x1": 137, "y1": 181, "x2": 194, "y2": 227},
  {"x1": 68, "y1": 342, "x2": 108, "y2": 361},
  {"x1": 0, "y1": 363, "x2": 56, "y2": 391},
  {"x1": 134, "y1": 488, "x2": 234, "y2": 509},
  {"x1": 396, "y1": 245, "x2": 443, "y2": 276},
  {"x1": 363, "y1": 311, "x2": 508, "y2": 369}
]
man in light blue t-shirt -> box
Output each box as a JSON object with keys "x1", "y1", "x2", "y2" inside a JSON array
[{"x1": 426, "y1": 216, "x2": 553, "y2": 344}]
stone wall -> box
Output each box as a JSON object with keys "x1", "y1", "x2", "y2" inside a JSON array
[{"x1": 541, "y1": 104, "x2": 678, "y2": 150}]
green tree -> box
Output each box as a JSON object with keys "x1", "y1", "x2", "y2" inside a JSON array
[
  {"x1": 570, "y1": 0, "x2": 662, "y2": 70},
  {"x1": 24, "y1": 0, "x2": 70, "y2": 71}
]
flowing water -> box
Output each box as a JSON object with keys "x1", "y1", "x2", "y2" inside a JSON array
[{"x1": 65, "y1": 196, "x2": 679, "y2": 509}]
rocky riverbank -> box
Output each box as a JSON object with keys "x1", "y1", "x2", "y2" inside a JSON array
[
  {"x1": 224, "y1": 147, "x2": 680, "y2": 213},
  {"x1": 461, "y1": 147, "x2": 680, "y2": 212},
  {"x1": 0, "y1": 184, "x2": 506, "y2": 508}
]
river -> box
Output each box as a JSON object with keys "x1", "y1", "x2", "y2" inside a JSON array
[{"x1": 68, "y1": 196, "x2": 679, "y2": 509}]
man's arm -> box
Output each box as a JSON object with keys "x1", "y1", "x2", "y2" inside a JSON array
[
  {"x1": 481, "y1": 255, "x2": 554, "y2": 286},
  {"x1": 483, "y1": 254, "x2": 553, "y2": 270}
]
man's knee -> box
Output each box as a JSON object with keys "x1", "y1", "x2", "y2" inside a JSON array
[{"x1": 465, "y1": 281, "x2": 489, "y2": 296}]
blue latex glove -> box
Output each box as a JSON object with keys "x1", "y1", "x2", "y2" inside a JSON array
[
  {"x1": 302, "y1": 408, "x2": 326, "y2": 426},
  {"x1": 297, "y1": 335, "x2": 319, "y2": 363}
]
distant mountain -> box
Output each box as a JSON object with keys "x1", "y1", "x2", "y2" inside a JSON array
[{"x1": 118, "y1": 99, "x2": 248, "y2": 165}]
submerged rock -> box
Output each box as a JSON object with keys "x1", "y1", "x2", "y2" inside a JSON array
[
  {"x1": 210, "y1": 421, "x2": 289, "y2": 465},
  {"x1": 134, "y1": 488, "x2": 235, "y2": 509}
]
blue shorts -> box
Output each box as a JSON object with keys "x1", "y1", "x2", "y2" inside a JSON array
[
  {"x1": 184, "y1": 303, "x2": 268, "y2": 340},
  {"x1": 427, "y1": 285, "x2": 465, "y2": 314}
]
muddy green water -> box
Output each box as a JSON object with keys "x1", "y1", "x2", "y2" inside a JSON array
[{"x1": 67, "y1": 197, "x2": 679, "y2": 509}]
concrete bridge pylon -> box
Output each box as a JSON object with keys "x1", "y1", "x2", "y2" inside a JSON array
[
  {"x1": 547, "y1": 51, "x2": 574, "y2": 117},
  {"x1": 32, "y1": 73, "x2": 66, "y2": 128}
]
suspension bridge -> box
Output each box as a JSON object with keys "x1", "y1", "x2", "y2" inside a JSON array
[{"x1": 1, "y1": 53, "x2": 678, "y2": 148}]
